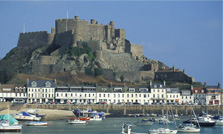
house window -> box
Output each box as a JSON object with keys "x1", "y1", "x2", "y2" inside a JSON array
[
  {"x1": 144, "y1": 94, "x2": 146, "y2": 98},
  {"x1": 99, "y1": 94, "x2": 101, "y2": 97},
  {"x1": 45, "y1": 81, "x2": 51, "y2": 87},
  {"x1": 31, "y1": 81, "x2": 37, "y2": 87}
]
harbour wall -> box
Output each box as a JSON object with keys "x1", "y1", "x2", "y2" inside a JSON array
[{"x1": 26, "y1": 104, "x2": 223, "y2": 116}]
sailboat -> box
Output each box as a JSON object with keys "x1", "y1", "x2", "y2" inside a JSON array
[
  {"x1": 0, "y1": 105, "x2": 22, "y2": 132},
  {"x1": 178, "y1": 107, "x2": 200, "y2": 133},
  {"x1": 149, "y1": 94, "x2": 178, "y2": 134}
]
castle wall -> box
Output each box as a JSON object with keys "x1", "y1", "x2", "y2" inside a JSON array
[
  {"x1": 56, "y1": 19, "x2": 105, "y2": 46},
  {"x1": 139, "y1": 71, "x2": 154, "y2": 81},
  {"x1": 101, "y1": 69, "x2": 140, "y2": 82},
  {"x1": 155, "y1": 71, "x2": 194, "y2": 84},
  {"x1": 101, "y1": 51, "x2": 144, "y2": 72},
  {"x1": 130, "y1": 44, "x2": 143, "y2": 60},
  {"x1": 39, "y1": 56, "x2": 59, "y2": 65},
  {"x1": 17, "y1": 31, "x2": 49, "y2": 49},
  {"x1": 116, "y1": 71, "x2": 140, "y2": 82},
  {"x1": 47, "y1": 33, "x2": 55, "y2": 45},
  {"x1": 54, "y1": 31, "x2": 73, "y2": 46}
]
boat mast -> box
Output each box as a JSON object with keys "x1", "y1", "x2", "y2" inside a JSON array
[
  {"x1": 7, "y1": 105, "x2": 9, "y2": 125},
  {"x1": 192, "y1": 106, "x2": 200, "y2": 128}
]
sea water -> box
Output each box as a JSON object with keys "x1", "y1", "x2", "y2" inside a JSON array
[{"x1": 18, "y1": 117, "x2": 223, "y2": 134}]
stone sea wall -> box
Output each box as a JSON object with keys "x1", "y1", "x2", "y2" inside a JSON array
[{"x1": 26, "y1": 104, "x2": 223, "y2": 117}]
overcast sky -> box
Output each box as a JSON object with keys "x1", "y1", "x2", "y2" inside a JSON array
[{"x1": 0, "y1": 1, "x2": 222, "y2": 87}]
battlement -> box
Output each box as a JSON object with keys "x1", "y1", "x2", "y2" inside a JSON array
[{"x1": 21, "y1": 31, "x2": 48, "y2": 35}]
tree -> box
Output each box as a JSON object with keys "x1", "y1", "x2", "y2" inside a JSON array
[{"x1": 120, "y1": 75, "x2": 124, "y2": 82}]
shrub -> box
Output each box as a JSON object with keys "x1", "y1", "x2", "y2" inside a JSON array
[{"x1": 120, "y1": 75, "x2": 124, "y2": 82}]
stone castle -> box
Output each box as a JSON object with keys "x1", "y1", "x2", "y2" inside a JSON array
[
  {"x1": 17, "y1": 16, "x2": 142, "y2": 60},
  {"x1": 16, "y1": 16, "x2": 193, "y2": 83}
]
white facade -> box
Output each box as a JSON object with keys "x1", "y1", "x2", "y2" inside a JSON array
[
  {"x1": 27, "y1": 80, "x2": 56, "y2": 103},
  {"x1": 150, "y1": 84, "x2": 166, "y2": 104},
  {"x1": 96, "y1": 92, "x2": 151, "y2": 104},
  {"x1": 56, "y1": 92, "x2": 97, "y2": 104}
]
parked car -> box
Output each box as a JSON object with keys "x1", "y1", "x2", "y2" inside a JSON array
[{"x1": 132, "y1": 102, "x2": 140, "y2": 105}]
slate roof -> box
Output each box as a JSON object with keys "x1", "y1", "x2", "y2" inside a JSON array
[{"x1": 27, "y1": 80, "x2": 56, "y2": 88}]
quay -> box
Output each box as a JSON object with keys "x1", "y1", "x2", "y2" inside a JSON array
[{"x1": 25, "y1": 104, "x2": 223, "y2": 117}]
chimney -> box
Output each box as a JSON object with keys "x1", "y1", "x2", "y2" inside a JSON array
[
  {"x1": 183, "y1": 69, "x2": 185, "y2": 74},
  {"x1": 96, "y1": 21, "x2": 99, "y2": 24},
  {"x1": 172, "y1": 65, "x2": 175, "y2": 72}
]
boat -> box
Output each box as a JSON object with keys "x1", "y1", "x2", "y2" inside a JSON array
[
  {"x1": 90, "y1": 115, "x2": 102, "y2": 121},
  {"x1": 216, "y1": 119, "x2": 223, "y2": 126},
  {"x1": 149, "y1": 94, "x2": 178, "y2": 134},
  {"x1": 0, "y1": 119, "x2": 22, "y2": 132},
  {"x1": 197, "y1": 116, "x2": 215, "y2": 127},
  {"x1": 183, "y1": 118, "x2": 198, "y2": 124},
  {"x1": 73, "y1": 109, "x2": 106, "y2": 119},
  {"x1": 121, "y1": 123, "x2": 147, "y2": 134},
  {"x1": 27, "y1": 109, "x2": 46, "y2": 119},
  {"x1": 70, "y1": 117, "x2": 90, "y2": 121},
  {"x1": 178, "y1": 108, "x2": 200, "y2": 133},
  {"x1": 12, "y1": 111, "x2": 41, "y2": 121},
  {"x1": 0, "y1": 107, "x2": 22, "y2": 132},
  {"x1": 26, "y1": 121, "x2": 49, "y2": 126},
  {"x1": 68, "y1": 119, "x2": 87, "y2": 124},
  {"x1": 149, "y1": 128, "x2": 178, "y2": 134},
  {"x1": 135, "y1": 119, "x2": 153, "y2": 126}
]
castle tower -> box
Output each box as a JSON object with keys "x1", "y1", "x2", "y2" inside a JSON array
[
  {"x1": 110, "y1": 21, "x2": 115, "y2": 39},
  {"x1": 51, "y1": 27, "x2": 55, "y2": 34},
  {"x1": 75, "y1": 16, "x2": 79, "y2": 20},
  {"x1": 91, "y1": 19, "x2": 95, "y2": 24}
]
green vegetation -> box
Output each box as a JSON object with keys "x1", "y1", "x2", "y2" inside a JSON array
[
  {"x1": 85, "y1": 67, "x2": 103, "y2": 77},
  {"x1": 68, "y1": 42, "x2": 95, "y2": 61},
  {"x1": 3, "y1": 48, "x2": 17, "y2": 60},
  {"x1": 120, "y1": 75, "x2": 124, "y2": 82},
  {"x1": 94, "y1": 68, "x2": 102, "y2": 76}
]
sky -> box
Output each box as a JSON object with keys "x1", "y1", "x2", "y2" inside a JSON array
[{"x1": 0, "y1": 1, "x2": 222, "y2": 87}]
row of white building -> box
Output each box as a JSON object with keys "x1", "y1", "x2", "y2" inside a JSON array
[{"x1": 0, "y1": 80, "x2": 222, "y2": 105}]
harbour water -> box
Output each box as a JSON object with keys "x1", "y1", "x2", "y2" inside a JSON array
[{"x1": 19, "y1": 117, "x2": 222, "y2": 134}]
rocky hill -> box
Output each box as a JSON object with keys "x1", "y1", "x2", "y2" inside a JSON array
[{"x1": 0, "y1": 16, "x2": 168, "y2": 85}]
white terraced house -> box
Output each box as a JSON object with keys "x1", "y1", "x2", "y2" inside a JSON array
[
  {"x1": 27, "y1": 80, "x2": 56, "y2": 103},
  {"x1": 55, "y1": 85, "x2": 97, "y2": 104},
  {"x1": 150, "y1": 83, "x2": 166, "y2": 104}
]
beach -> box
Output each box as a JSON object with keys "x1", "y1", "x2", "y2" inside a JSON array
[{"x1": 0, "y1": 107, "x2": 74, "y2": 121}]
